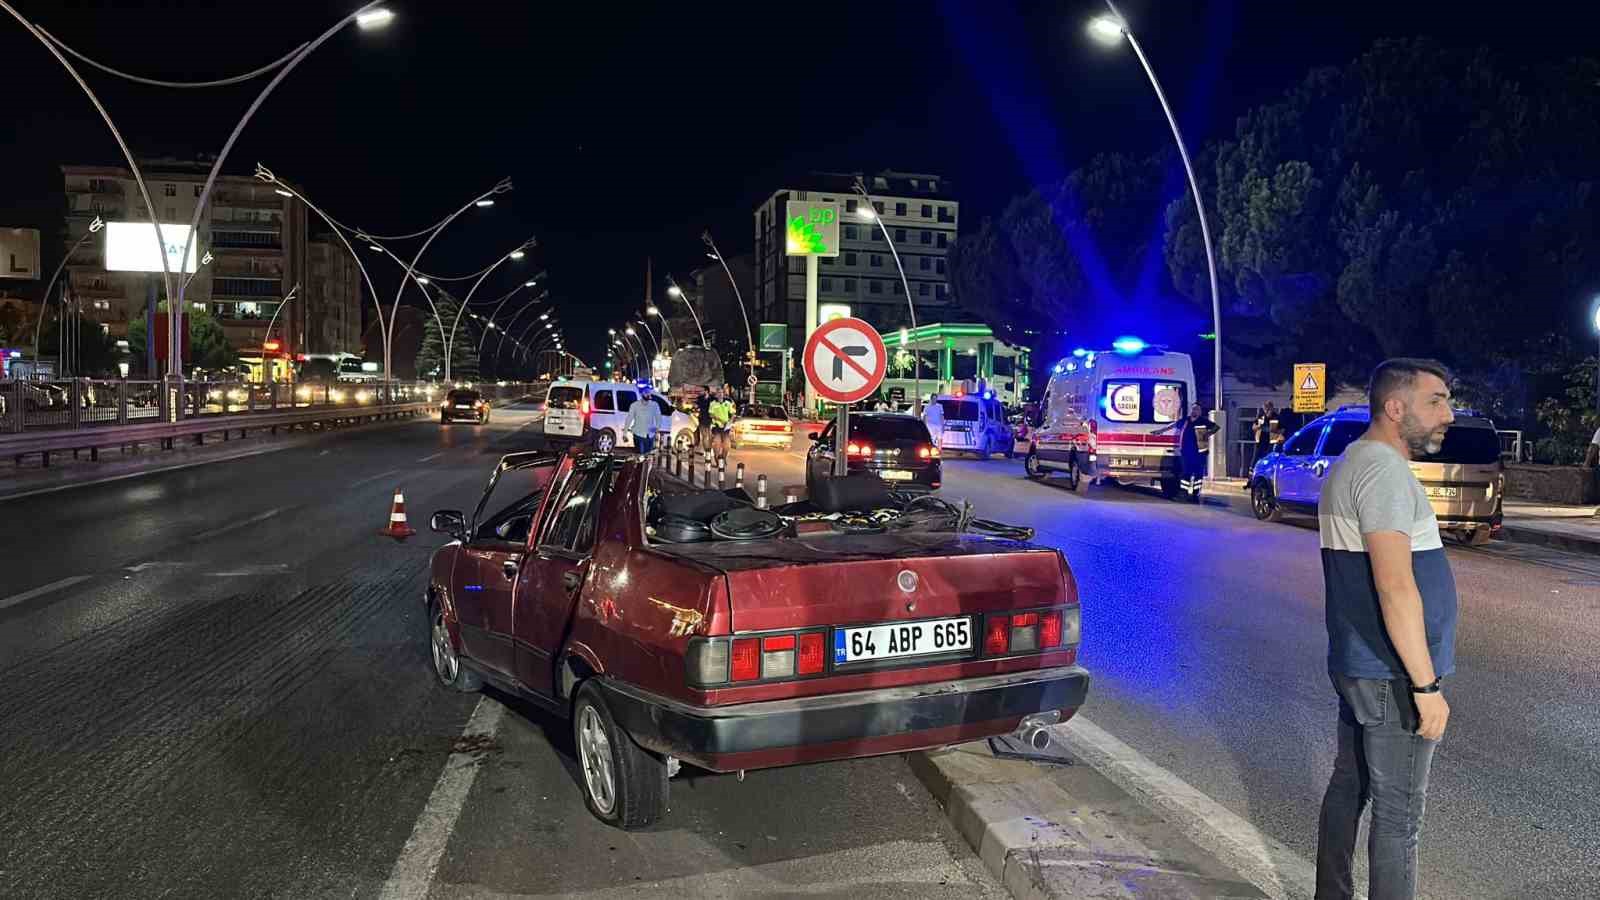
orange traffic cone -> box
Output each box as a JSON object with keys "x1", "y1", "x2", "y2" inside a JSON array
[{"x1": 380, "y1": 487, "x2": 417, "y2": 541}]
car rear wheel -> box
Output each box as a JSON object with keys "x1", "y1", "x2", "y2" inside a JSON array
[
  {"x1": 1068, "y1": 457, "x2": 1090, "y2": 494},
  {"x1": 573, "y1": 682, "x2": 667, "y2": 830},
  {"x1": 429, "y1": 599, "x2": 481, "y2": 693},
  {"x1": 1024, "y1": 450, "x2": 1047, "y2": 481},
  {"x1": 593, "y1": 428, "x2": 617, "y2": 453},
  {"x1": 1251, "y1": 481, "x2": 1283, "y2": 522}
]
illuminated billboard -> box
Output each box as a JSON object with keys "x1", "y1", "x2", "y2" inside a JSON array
[{"x1": 105, "y1": 221, "x2": 199, "y2": 273}]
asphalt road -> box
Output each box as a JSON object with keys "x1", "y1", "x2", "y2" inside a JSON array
[
  {"x1": 0, "y1": 405, "x2": 999, "y2": 900},
  {"x1": 712, "y1": 436, "x2": 1600, "y2": 900}
]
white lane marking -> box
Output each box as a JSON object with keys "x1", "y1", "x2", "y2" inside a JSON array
[
  {"x1": 0, "y1": 575, "x2": 93, "y2": 611},
  {"x1": 190, "y1": 506, "x2": 283, "y2": 542},
  {"x1": 351, "y1": 468, "x2": 403, "y2": 489},
  {"x1": 207, "y1": 564, "x2": 292, "y2": 577},
  {"x1": 319, "y1": 450, "x2": 331, "y2": 456},
  {"x1": 416, "y1": 451, "x2": 446, "y2": 463},
  {"x1": 124, "y1": 562, "x2": 190, "y2": 573},
  {"x1": 1054, "y1": 715, "x2": 1344, "y2": 900},
  {"x1": 379, "y1": 696, "x2": 504, "y2": 900}
]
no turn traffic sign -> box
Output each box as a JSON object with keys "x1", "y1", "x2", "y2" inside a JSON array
[{"x1": 803, "y1": 317, "x2": 887, "y2": 405}]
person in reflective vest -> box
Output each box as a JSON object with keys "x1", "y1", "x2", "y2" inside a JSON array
[{"x1": 1158, "y1": 403, "x2": 1218, "y2": 502}]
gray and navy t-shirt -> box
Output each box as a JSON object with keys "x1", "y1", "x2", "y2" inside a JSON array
[{"x1": 1318, "y1": 439, "x2": 1458, "y2": 679}]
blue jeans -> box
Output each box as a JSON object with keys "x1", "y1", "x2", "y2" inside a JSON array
[
  {"x1": 1316, "y1": 674, "x2": 1439, "y2": 900},
  {"x1": 632, "y1": 433, "x2": 655, "y2": 455}
]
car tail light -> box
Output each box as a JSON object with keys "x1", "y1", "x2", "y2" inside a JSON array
[
  {"x1": 686, "y1": 639, "x2": 730, "y2": 685},
  {"x1": 983, "y1": 616, "x2": 1009, "y2": 655},
  {"x1": 797, "y1": 633, "x2": 825, "y2": 674},
  {"x1": 580, "y1": 398, "x2": 591, "y2": 415},
  {"x1": 983, "y1": 606, "x2": 1077, "y2": 657},
  {"x1": 761, "y1": 634, "x2": 796, "y2": 678},
  {"x1": 1039, "y1": 610, "x2": 1063, "y2": 648},
  {"x1": 847, "y1": 442, "x2": 873, "y2": 457},
  {"x1": 730, "y1": 637, "x2": 760, "y2": 681}
]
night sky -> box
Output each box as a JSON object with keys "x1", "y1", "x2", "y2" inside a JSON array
[{"x1": 3, "y1": 0, "x2": 1594, "y2": 366}]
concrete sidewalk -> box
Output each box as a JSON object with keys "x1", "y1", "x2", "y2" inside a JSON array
[{"x1": 910, "y1": 733, "x2": 1274, "y2": 899}]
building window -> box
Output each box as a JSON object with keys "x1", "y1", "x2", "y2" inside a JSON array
[
  {"x1": 844, "y1": 278, "x2": 856, "y2": 292},
  {"x1": 193, "y1": 185, "x2": 202, "y2": 197},
  {"x1": 873, "y1": 177, "x2": 888, "y2": 190},
  {"x1": 870, "y1": 254, "x2": 883, "y2": 268},
  {"x1": 893, "y1": 281, "x2": 904, "y2": 295},
  {"x1": 937, "y1": 233, "x2": 948, "y2": 248},
  {"x1": 936, "y1": 259, "x2": 947, "y2": 274},
  {"x1": 919, "y1": 283, "x2": 931, "y2": 297},
  {"x1": 920, "y1": 256, "x2": 932, "y2": 271},
  {"x1": 920, "y1": 230, "x2": 932, "y2": 245},
  {"x1": 936, "y1": 285, "x2": 948, "y2": 299},
  {"x1": 929, "y1": 181, "x2": 939, "y2": 192},
  {"x1": 821, "y1": 277, "x2": 833, "y2": 291},
  {"x1": 895, "y1": 202, "x2": 907, "y2": 216},
  {"x1": 921, "y1": 204, "x2": 933, "y2": 217},
  {"x1": 910, "y1": 178, "x2": 921, "y2": 190},
  {"x1": 844, "y1": 224, "x2": 858, "y2": 240},
  {"x1": 846, "y1": 198, "x2": 857, "y2": 213},
  {"x1": 869, "y1": 280, "x2": 883, "y2": 294},
  {"x1": 871, "y1": 227, "x2": 882, "y2": 242},
  {"x1": 163, "y1": 184, "x2": 176, "y2": 197},
  {"x1": 894, "y1": 228, "x2": 906, "y2": 242},
  {"x1": 938, "y1": 207, "x2": 955, "y2": 223},
  {"x1": 845, "y1": 251, "x2": 857, "y2": 266},
  {"x1": 873, "y1": 201, "x2": 883, "y2": 214}
]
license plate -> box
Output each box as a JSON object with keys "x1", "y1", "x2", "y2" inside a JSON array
[
  {"x1": 1116, "y1": 457, "x2": 1141, "y2": 468},
  {"x1": 879, "y1": 469, "x2": 914, "y2": 481},
  {"x1": 1425, "y1": 486, "x2": 1459, "y2": 499},
  {"x1": 835, "y1": 617, "x2": 971, "y2": 664},
  {"x1": 455, "y1": 405, "x2": 473, "y2": 410}
]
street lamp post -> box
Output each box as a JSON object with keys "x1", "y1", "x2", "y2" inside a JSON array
[
  {"x1": 854, "y1": 178, "x2": 922, "y2": 415},
  {"x1": 1090, "y1": 1, "x2": 1224, "y2": 476},
  {"x1": 259, "y1": 282, "x2": 300, "y2": 380},
  {"x1": 701, "y1": 232, "x2": 758, "y2": 403},
  {"x1": 665, "y1": 278, "x2": 708, "y2": 346},
  {"x1": 32, "y1": 215, "x2": 103, "y2": 367},
  {"x1": 646, "y1": 305, "x2": 676, "y2": 352},
  {"x1": 443, "y1": 238, "x2": 535, "y2": 382}
]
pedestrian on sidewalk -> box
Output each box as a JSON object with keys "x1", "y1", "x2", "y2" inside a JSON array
[
  {"x1": 1156, "y1": 403, "x2": 1217, "y2": 502},
  {"x1": 707, "y1": 386, "x2": 736, "y2": 462},
  {"x1": 1315, "y1": 358, "x2": 1458, "y2": 900},
  {"x1": 623, "y1": 385, "x2": 661, "y2": 456},
  {"x1": 1252, "y1": 401, "x2": 1280, "y2": 469}
]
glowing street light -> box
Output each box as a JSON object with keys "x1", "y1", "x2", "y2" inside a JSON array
[
  {"x1": 475, "y1": 199, "x2": 495, "y2": 208},
  {"x1": 356, "y1": 8, "x2": 395, "y2": 29},
  {"x1": 508, "y1": 249, "x2": 525, "y2": 260},
  {"x1": 1087, "y1": 15, "x2": 1125, "y2": 42}
]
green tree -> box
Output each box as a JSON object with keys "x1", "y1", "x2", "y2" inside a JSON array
[
  {"x1": 126, "y1": 303, "x2": 239, "y2": 374},
  {"x1": 1164, "y1": 39, "x2": 1600, "y2": 396},
  {"x1": 415, "y1": 291, "x2": 481, "y2": 381}
]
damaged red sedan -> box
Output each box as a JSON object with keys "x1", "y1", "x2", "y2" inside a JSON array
[{"x1": 425, "y1": 450, "x2": 1089, "y2": 829}]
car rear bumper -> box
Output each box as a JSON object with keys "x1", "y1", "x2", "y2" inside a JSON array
[
  {"x1": 595, "y1": 664, "x2": 1090, "y2": 772},
  {"x1": 733, "y1": 432, "x2": 793, "y2": 446}
]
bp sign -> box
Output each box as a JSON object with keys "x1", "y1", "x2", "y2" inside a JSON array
[{"x1": 785, "y1": 200, "x2": 840, "y2": 257}]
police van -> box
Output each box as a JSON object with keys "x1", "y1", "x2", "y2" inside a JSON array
[
  {"x1": 1024, "y1": 339, "x2": 1196, "y2": 498},
  {"x1": 923, "y1": 380, "x2": 1015, "y2": 459}
]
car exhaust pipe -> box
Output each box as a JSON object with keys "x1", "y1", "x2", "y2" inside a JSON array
[{"x1": 1015, "y1": 712, "x2": 1059, "y2": 751}]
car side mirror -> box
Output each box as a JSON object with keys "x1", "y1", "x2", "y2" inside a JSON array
[
  {"x1": 431, "y1": 510, "x2": 467, "y2": 539},
  {"x1": 808, "y1": 432, "x2": 820, "y2": 441}
]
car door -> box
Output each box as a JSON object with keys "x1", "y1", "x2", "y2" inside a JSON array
[
  {"x1": 613, "y1": 389, "x2": 638, "y2": 446},
  {"x1": 590, "y1": 389, "x2": 614, "y2": 436},
  {"x1": 514, "y1": 459, "x2": 615, "y2": 697},
  {"x1": 1310, "y1": 420, "x2": 1367, "y2": 500},
  {"x1": 1275, "y1": 418, "x2": 1329, "y2": 504},
  {"x1": 458, "y1": 460, "x2": 557, "y2": 677}
]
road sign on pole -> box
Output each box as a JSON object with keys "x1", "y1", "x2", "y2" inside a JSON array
[
  {"x1": 1293, "y1": 362, "x2": 1326, "y2": 413},
  {"x1": 803, "y1": 317, "x2": 887, "y2": 405}
]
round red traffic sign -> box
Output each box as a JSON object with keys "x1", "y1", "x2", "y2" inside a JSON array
[{"x1": 803, "y1": 317, "x2": 887, "y2": 405}]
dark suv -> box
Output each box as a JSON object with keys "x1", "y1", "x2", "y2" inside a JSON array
[
  {"x1": 440, "y1": 389, "x2": 489, "y2": 424},
  {"x1": 805, "y1": 413, "x2": 942, "y2": 493}
]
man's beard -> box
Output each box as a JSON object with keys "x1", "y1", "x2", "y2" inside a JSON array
[{"x1": 1400, "y1": 410, "x2": 1445, "y2": 456}]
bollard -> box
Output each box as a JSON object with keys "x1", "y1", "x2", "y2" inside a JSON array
[
  {"x1": 703, "y1": 467, "x2": 712, "y2": 489},
  {"x1": 735, "y1": 463, "x2": 745, "y2": 489},
  {"x1": 687, "y1": 452, "x2": 696, "y2": 483},
  {"x1": 676, "y1": 448, "x2": 684, "y2": 479},
  {"x1": 785, "y1": 487, "x2": 800, "y2": 504},
  {"x1": 717, "y1": 459, "x2": 726, "y2": 489},
  {"x1": 756, "y1": 474, "x2": 769, "y2": 509}
]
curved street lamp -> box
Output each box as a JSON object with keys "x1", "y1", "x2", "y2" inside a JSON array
[
  {"x1": 32, "y1": 215, "x2": 103, "y2": 365},
  {"x1": 259, "y1": 282, "x2": 300, "y2": 372},
  {"x1": 646, "y1": 304, "x2": 677, "y2": 351},
  {"x1": 854, "y1": 178, "x2": 922, "y2": 415},
  {"x1": 701, "y1": 231, "x2": 758, "y2": 401},
  {"x1": 442, "y1": 236, "x2": 535, "y2": 381},
  {"x1": 665, "y1": 278, "x2": 708, "y2": 346},
  {"x1": 1090, "y1": 1, "x2": 1223, "y2": 457}
]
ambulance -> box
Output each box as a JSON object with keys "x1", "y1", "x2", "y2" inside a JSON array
[{"x1": 1024, "y1": 338, "x2": 1196, "y2": 498}]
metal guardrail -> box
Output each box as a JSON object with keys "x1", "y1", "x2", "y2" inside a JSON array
[{"x1": 0, "y1": 378, "x2": 544, "y2": 467}]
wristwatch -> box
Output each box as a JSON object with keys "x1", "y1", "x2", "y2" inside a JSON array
[{"x1": 1409, "y1": 677, "x2": 1443, "y2": 694}]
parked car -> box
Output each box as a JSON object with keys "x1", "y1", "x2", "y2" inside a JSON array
[
  {"x1": 925, "y1": 393, "x2": 1014, "y2": 459},
  {"x1": 730, "y1": 404, "x2": 794, "y2": 450},
  {"x1": 440, "y1": 388, "x2": 490, "y2": 424},
  {"x1": 1248, "y1": 405, "x2": 1504, "y2": 544},
  {"x1": 542, "y1": 380, "x2": 692, "y2": 452},
  {"x1": 425, "y1": 450, "x2": 1089, "y2": 829},
  {"x1": 805, "y1": 413, "x2": 943, "y2": 494}
]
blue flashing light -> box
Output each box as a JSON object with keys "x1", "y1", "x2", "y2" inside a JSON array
[
  {"x1": 1084, "y1": 358, "x2": 1095, "y2": 369},
  {"x1": 1064, "y1": 361, "x2": 1077, "y2": 373},
  {"x1": 982, "y1": 390, "x2": 994, "y2": 400},
  {"x1": 1112, "y1": 335, "x2": 1146, "y2": 355},
  {"x1": 1071, "y1": 348, "x2": 1088, "y2": 358},
  {"x1": 1053, "y1": 364, "x2": 1065, "y2": 374}
]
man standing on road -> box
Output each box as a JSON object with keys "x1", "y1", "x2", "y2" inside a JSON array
[
  {"x1": 1316, "y1": 358, "x2": 1458, "y2": 900},
  {"x1": 707, "y1": 387, "x2": 736, "y2": 462},
  {"x1": 623, "y1": 385, "x2": 661, "y2": 456},
  {"x1": 695, "y1": 389, "x2": 713, "y2": 451},
  {"x1": 1252, "y1": 401, "x2": 1280, "y2": 468}
]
